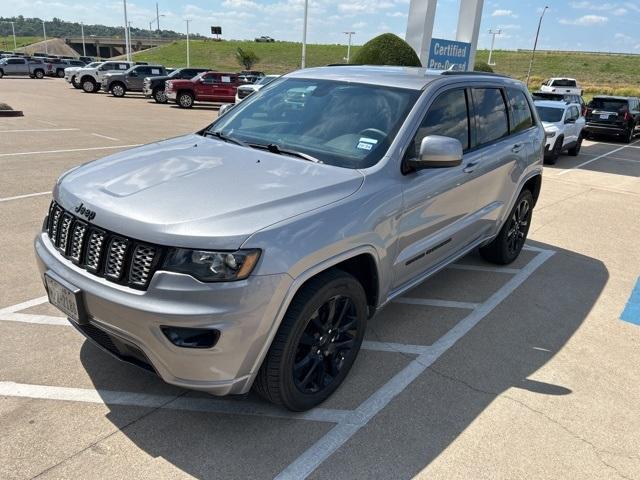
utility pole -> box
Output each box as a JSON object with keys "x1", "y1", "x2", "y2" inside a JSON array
[
  {"x1": 128, "y1": 21, "x2": 133, "y2": 54},
  {"x1": 185, "y1": 19, "x2": 191, "y2": 67},
  {"x1": 42, "y1": 20, "x2": 48, "y2": 55},
  {"x1": 301, "y1": 0, "x2": 308, "y2": 68},
  {"x1": 526, "y1": 5, "x2": 548, "y2": 88},
  {"x1": 343, "y1": 31, "x2": 355, "y2": 63},
  {"x1": 156, "y1": 2, "x2": 160, "y2": 32},
  {"x1": 123, "y1": 0, "x2": 131, "y2": 61},
  {"x1": 81, "y1": 22, "x2": 86, "y2": 56},
  {"x1": 487, "y1": 28, "x2": 501, "y2": 66}
]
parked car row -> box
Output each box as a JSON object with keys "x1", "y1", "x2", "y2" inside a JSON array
[{"x1": 59, "y1": 59, "x2": 277, "y2": 109}]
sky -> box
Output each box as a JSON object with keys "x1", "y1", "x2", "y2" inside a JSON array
[{"x1": 4, "y1": 0, "x2": 640, "y2": 52}]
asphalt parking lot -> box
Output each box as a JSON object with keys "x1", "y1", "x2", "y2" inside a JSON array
[{"x1": 1, "y1": 78, "x2": 640, "y2": 479}]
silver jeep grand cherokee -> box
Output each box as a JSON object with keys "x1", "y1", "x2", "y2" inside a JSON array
[{"x1": 35, "y1": 66, "x2": 544, "y2": 411}]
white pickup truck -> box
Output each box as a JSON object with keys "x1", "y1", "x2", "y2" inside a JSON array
[
  {"x1": 75, "y1": 61, "x2": 135, "y2": 93},
  {"x1": 540, "y1": 78, "x2": 583, "y2": 96}
]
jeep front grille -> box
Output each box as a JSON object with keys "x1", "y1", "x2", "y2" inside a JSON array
[{"x1": 45, "y1": 201, "x2": 164, "y2": 290}]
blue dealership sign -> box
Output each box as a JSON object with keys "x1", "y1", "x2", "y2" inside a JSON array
[{"x1": 428, "y1": 38, "x2": 472, "y2": 71}]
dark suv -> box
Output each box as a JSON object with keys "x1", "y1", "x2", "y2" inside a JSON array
[
  {"x1": 584, "y1": 96, "x2": 640, "y2": 143},
  {"x1": 143, "y1": 67, "x2": 210, "y2": 103}
]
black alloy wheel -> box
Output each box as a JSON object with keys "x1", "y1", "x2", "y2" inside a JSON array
[{"x1": 506, "y1": 197, "x2": 531, "y2": 258}]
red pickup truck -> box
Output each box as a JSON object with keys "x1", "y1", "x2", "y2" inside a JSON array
[{"x1": 165, "y1": 72, "x2": 240, "y2": 108}]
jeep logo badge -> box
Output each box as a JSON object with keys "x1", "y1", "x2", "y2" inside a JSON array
[{"x1": 75, "y1": 202, "x2": 96, "y2": 222}]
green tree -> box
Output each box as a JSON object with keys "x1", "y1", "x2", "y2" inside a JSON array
[
  {"x1": 474, "y1": 62, "x2": 494, "y2": 72},
  {"x1": 352, "y1": 33, "x2": 421, "y2": 67},
  {"x1": 235, "y1": 47, "x2": 260, "y2": 70}
]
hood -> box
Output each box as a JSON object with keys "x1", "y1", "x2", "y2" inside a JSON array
[
  {"x1": 541, "y1": 121, "x2": 559, "y2": 130},
  {"x1": 55, "y1": 134, "x2": 364, "y2": 250},
  {"x1": 166, "y1": 79, "x2": 193, "y2": 87}
]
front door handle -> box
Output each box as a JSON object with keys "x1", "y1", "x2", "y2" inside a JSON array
[
  {"x1": 463, "y1": 161, "x2": 479, "y2": 173},
  {"x1": 512, "y1": 143, "x2": 524, "y2": 153}
]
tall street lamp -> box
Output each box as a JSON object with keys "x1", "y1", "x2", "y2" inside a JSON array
[
  {"x1": 149, "y1": 14, "x2": 165, "y2": 35},
  {"x1": 487, "y1": 28, "x2": 501, "y2": 66},
  {"x1": 301, "y1": 0, "x2": 308, "y2": 68},
  {"x1": 526, "y1": 6, "x2": 549, "y2": 88},
  {"x1": 6, "y1": 21, "x2": 17, "y2": 51},
  {"x1": 42, "y1": 20, "x2": 48, "y2": 55},
  {"x1": 123, "y1": 0, "x2": 131, "y2": 61},
  {"x1": 81, "y1": 22, "x2": 86, "y2": 56},
  {"x1": 185, "y1": 19, "x2": 191, "y2": 67},
  {"x1": 343, "y1": 31, "x2": 355, "y2": 63}
]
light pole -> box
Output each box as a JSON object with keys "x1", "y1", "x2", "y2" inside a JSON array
[
  {"x1": 149, "y1": 14, "x2": 165, "y2": 35},
  {"x1": 128, "y1": 21, "x2": 133, "y2": 53},
  {"x1": 81, "y1": 22, "x2": 86, "y2": 56},
  {"x1": 526, "y1": 5, "x2": 548, "y2": 88},
  {"x1": 9, "y1": 21, "x2": 17, "y2": 51},
  {"x1": 123, "y1": 0, "x2": 131, "y2": 61},
  {"x1": 156, "y1": 2, "x2": 161, "y2": 32},
  {"x1": 301, "y1": 0, "x2": 308, "y2": 68},
  {"x1": 487, "y1": 29, "x2": 501, "y2": 66},
  {"x1": 42, "y1": 20, "x2": 48, "y2": 55},
  {"x1": 185, "y1": 19, "x2": 191, "y2": 67},
  {"x1": 343, "y1": 31, "x2": 355, "y2": 63}
]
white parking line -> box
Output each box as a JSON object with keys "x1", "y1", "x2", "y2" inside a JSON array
[
  {"x1": 361, "y1": 341, "x2": 430, "y2": 355},
  {"x1": 276, "y1": 248, "x2": 554, "y2": 479},
  {"x1": 0, "y1": 295, "x2": 48, "y2": 316},
  {"x1": 558, "y1": 139, "x2": 640, "y2": 175},
  {"x1": 394, "y1": 297, "x2": 479, "y2": 309},
  {"x1": 91, "y1": 133, "x2": 120, "y2": 141},
  {"x1": 0, "y1": 144, "x2": 142, "y2": 158},
  {"x1": 37, "y1": 120, "x2": 58, "y2": 127},
  {"x1": 0, "y1": 381, "x2": 350, "y2": 424},
  {"x1": 0, "y1": 312, "x2": 68, "y2": 326},
  {"x1": 0, "y1": 128, "x2": 79, "y2": 133},
  {"x1": 0, "y1": 191, "x2": 50, "y2": 203}
]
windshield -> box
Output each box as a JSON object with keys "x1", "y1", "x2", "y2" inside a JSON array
[
  {"x1": 589, "y1": 98, "x2": 628, "y2": 112},
  {"x1": 207, "y1": 78, "x2": 419, "y2": 169},
  {"x1": 536, "y1": 106, "x2": 564, "y2": 123}
]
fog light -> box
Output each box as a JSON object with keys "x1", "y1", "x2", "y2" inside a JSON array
[{"x1": 161, "y1": 326, "x2": 220, "y2": 349}]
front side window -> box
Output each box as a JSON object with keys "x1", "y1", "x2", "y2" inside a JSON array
[
  {"x1": 8, "y1": 58, "x2": 25, "y2": 64},
  {"x1": 473, "y1": 88, "x2": 509, "y2": 145},
  {"x1": 507, "y1": 88, "x2": 534, "y2": 133},
  {"x1": 409, "y1": 89, "x2": 469, "y2": 158},
  {"x1": 208, "y1": 78, "x2": 419, "y2": 169}
]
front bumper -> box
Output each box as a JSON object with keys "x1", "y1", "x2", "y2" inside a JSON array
[
  {"x1": 166, "y1": 90, "x2": 177, "y2": 101},
  {"x1": 143, "y1": 85, "x2": 153, "y2": 97},
  {"x1": 34, "y1": 232, "x2": 292, "y2": 396}
]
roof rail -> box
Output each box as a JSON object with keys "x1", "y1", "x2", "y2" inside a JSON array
[{"x1": 440, "y1": 70, "x2": 510, "y2": 78}]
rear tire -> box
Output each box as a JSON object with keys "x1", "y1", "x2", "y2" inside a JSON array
[
  {"x1": 480, "y1": 190, "x2": 534, "y2": 265},
  {"x1": 57, "y1": 69, "x2": 65, "y2": 78},
  {"x1": 82, "y1": 78, "x2": 96, "y2": 93},
  {"x1": 254, "y1": 269, "x2": 367, "y2": 411},
  {"x1": 153, "y1": 87, "x2": 167, "y2": 103},
  {"x1": 568, "y1": 134, "x2": 583, "y2": 156},
  {"x1": 0, "y1": 70, "x2": 3, "y2": 79},
  {"x1": 177, "y1": 92, "x2": 194, "y2": 108},
  {"x1": 110, "y1": 82, "x2": 126, "y2": 97},
  {"x1": 624, "y1": 125, "x2": 635, "y2": 143}
]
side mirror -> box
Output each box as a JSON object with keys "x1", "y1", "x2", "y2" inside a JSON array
[
  {"x1": 406, "y1": 135, "x2": 463, "y2": 170},
  {"x1": 129, "y1": 71, "x2": 137, "y2": 77},
  {"x1": 218, "y1": 103, "x2": 235, "y2": 117}
]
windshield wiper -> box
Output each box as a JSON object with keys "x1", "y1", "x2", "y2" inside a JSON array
[
  {"x1": 249, "y1": 143, "x2": 322, "y2": 163},
  {"x1": 203, "y1": 130, "x2": 248, "y2": 147}
]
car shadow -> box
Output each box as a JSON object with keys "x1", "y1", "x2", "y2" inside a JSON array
[{"x1": 78, "y1": 240, "x2": 607, "y2": 479}]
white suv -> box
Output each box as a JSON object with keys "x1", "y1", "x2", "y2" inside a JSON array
[
  {"x1": 534, "y1": 100, "x2": 585, "y2": 164},
  {"x1": 75, "y1": 61, "x2": 135, "y2": 93}
]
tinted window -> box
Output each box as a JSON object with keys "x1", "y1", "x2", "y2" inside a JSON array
[
  {"x1": 101, "y1": 63, "x2": 115, "y2": 70},
  {"x1": 410, "y1": 89, "x2": 469, "y2": 155},
  {"x1": 507, "y1": 88, "x2": 534, "y2": 133},
  {"x1": 535, "y1": 106, "x2": 564, "y2": 123},
  {"x1": 8, "y1": 58, "x2": 25, "y2": 64},
  {"x1": 136, "y1": 66, "x2": 151, "y2": 75},
  {"x1": 552, "y1": 79, "x2": 576, "y2": 87},
  {"x1": 473, "y1": 88, "x2": 509, "y2": 145},
  {"x1": 590, "y1": 98, "x2": 628, "y2": 111},
  {"x1": 201, "y1": 73, "x2": 216, "y2": 84}
]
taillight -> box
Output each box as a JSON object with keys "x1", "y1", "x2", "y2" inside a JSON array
[{"x1": 623, "y1": 111, "x2": 632, "y2": 121}]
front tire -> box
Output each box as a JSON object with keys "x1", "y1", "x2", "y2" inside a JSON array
[
  {"x1": 177, "y1": 92, "x2": 194, "y2": 108},
  {"x1": 34, "y1": 69, "x2": 44, "y2": 79},
  {"x1": 568, "y1": 134, "x2": 583, "y2": 156},
  {"x1": 57, "y1": 69, "x2": 65, "y2": 78},
  {"x1": 71, "y1": 75, "x2": 81, "y2": 88},
  {"x1": 255, "y1": 270, "x2": 367, "y2": 411},
  {"x1": 546, "y1": 137, "x2": 563, "y2": 165},
  {"x1": 111, "y1": 82, "x2": 126, "y2": 97},
  {"x1": 624, "y1": 125, "x2": 635, "y2": 144},
  {"x1": 480, "y1": 190, "x2": 534, "y2": 265}
]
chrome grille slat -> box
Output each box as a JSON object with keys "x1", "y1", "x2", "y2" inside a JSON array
[
  {"x1": 69, "y1": 221, "x2": 87, "y2": 262},
  {"x1": 85, "y1": 229, "x2": 106, "y2": 272},
  {"x1": 104, "y1": 237, "x2": 129, "y2": 280},
  {"x1": 129, "y1": 245, "x2": 157, "y2": 286},
  {"x1": 45, "y1": 201, "x2": 161, "y2": 289}
]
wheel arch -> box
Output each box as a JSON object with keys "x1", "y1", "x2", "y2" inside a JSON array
[{"x1": 522, "y1": 173, "x2": 542, "y2": 207}]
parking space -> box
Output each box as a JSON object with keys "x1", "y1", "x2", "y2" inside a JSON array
[{"x1": 2, "y1": 79, "x2": 640, "y2": 479}]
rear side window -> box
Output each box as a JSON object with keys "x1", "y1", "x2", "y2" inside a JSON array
[
  {"x1": 472, "y1": 88, "x2": 509, "y2": 145},
  {"x1": 507, "y1": 88, "x2": 534, "y2": 133},
  {"x1": 136, "y1": 66, "x2": 151, "y2": 75},
  {"x1": 410, "y1": 88, "x2": 470, "y2": 156},
  {"x1": 8, "y1": 58, "x2": 25, "y2": 64}
]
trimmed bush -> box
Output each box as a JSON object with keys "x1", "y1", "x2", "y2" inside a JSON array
[
  {"x1": 235, "y1": 47, "x2": 259, "y2": 70},
  {"x1": 352, "y1": 33, "x2": 421, "y2": 67},
  {"x1": 474, "y1": 62, "x2": 494, "y2": 72}
]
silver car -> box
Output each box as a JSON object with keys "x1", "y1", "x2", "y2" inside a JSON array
[{"x1": 35, "y1": 66, "x2": 544, "y2": 411}]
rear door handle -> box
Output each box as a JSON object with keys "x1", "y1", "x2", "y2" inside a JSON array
[
  {"x1": 512, "y1": 143, "x2": 524, "y2": 153},
  {"x1": 463, "y1": 161, "x2": 479, "y2": 173}
]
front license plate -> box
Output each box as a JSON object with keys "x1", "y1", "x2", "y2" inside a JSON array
[{"x1": 45, "y1": 272, "x2": 85, "y2": 324}]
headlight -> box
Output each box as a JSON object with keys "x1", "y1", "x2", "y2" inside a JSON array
[
  {"x1": 163, "y1": 248, "x2": 261, "y2": 282},
  {"x1": 545, "y1": 130, "x2": 556, "y2": 138}
]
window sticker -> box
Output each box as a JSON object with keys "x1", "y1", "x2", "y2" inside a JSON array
[
  {"x1": 119, "y1": 64, "x2": 127, "y2": 69},
  {"x1": 359, "y1": 137, "x2": 378, "y2": 145},
  {"x1": 221, "y1": 76, "x2": 231, "y2": 83},
  {"x1": 151, "y1": 68, "x2": 160, "y2": 74},
  {"x1": 357, "y1": 142, "x2": 373, "y2": 151}
]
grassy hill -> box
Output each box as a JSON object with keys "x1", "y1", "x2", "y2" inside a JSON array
[
  {"x1": 0, "y1": 36, "x2": 42, "y2": 50},
  {"x1": 131, "y1": 40, "x2": 640, "y2": 96}
]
